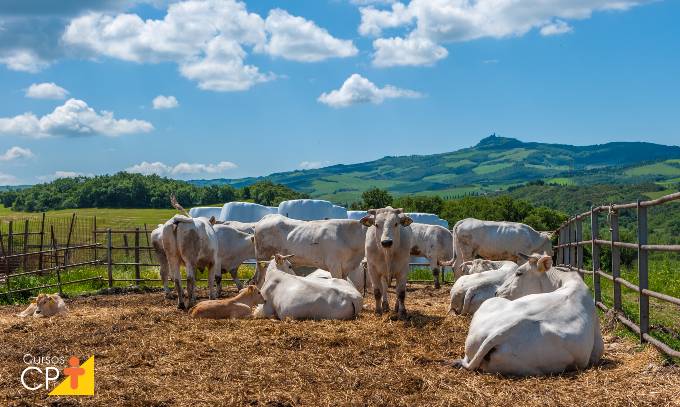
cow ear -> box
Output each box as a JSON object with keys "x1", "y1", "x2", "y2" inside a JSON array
[
  {"x1": 395, "y1": 208, "x2": 404, "y2": 214},
  {"x1": 367, "y1": 209, "x2": 377, "y2": 215},
  {"x1": 538, "y1": 255, "x2": 553, "y2": 272},
  {"x1": 399, "y1": 215, "x2": 413, "y2": 226},
  {"x1": 360, "y1": 215, "x2": 375, "y2": 227}
]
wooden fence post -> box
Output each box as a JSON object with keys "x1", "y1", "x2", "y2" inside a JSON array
[
  {"x1": 7, "y1": 220, "x2": 13, "y2": 273},
  {"x1": 610, "y1": 209, "x2": 622, "y2": 313},
  {"x1": 123, "y1": 234, "x2": 130, "y2": 257},
  {"x1": 143, "y1": 223, "x2": 153, "y2": 263},
  {"x1": 557, "y1": 227, "x2": 563, "y2": 265},
  {"x1": 591, "y1": 207, "x2": 601, "y2": 303},
  {"x1": 93, "y1": 216, "x2": 98, "y2": 263},
  {"x1": 22, "y1": 219, "x2": 29, "y2": 272},
  {"x1": 107, "y1": 228, "x2": 113, "y2": 288},
  {"x1": 567, "y1": 219, "x2": 574, "y2": 267},
  {"x1": 63, "y1": 213, "x2": 76, "y2": 267},
  {"x1": 50, "y1": 226, "x2": 63, "y2": 296},
  {"x1": 576, "y1": 218, "x2": 583, "y2": 276},
  {"x1": 38, "y1": 212, "x2": 45, "y2": 272},
  {"x1": 0, "y1": 231, "x2": 11, "y2": 298},
  {"x1": 637, "y1": 200, "x2": 649, "y2": 343},
  {"x1": 134, "y1": 228, "x2": 141, "y2": 286}
]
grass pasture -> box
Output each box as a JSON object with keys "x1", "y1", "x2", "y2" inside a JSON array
[{"x1": 1, "y1": 286, "x2": 678, "y2": 406}]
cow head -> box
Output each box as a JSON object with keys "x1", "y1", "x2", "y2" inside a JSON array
[
  {"x1": 240, "y1": 285, "x2": 266, "y2": 305},
  {"x1": 495, "y1": 253, "x2": 553, "y2": 300},
  {"x1": 462, "y1": 259, "x2": 497, "y2": 275},
  {"x1": 34, "y1": 293, "x2": 63, "y2": 317},
  {"x1": 362, "y1": 207, "x2": 412, "y2": 250}
]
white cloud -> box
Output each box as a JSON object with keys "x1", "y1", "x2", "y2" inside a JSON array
[
  {"x1": 0, "y1": 146, "x2": 35, "y2": 161},
  {"x1": 37, "y1": 170, "x2": 90, "y2": 182},
  {"x1": 540, "y1": 20, "x2": 574, "y2": 36},
  {"x1": 0, "y1": 49, "x2": 49, "y2": 72},
  {"x1": 25, "y1": 82, "x2": 69, "y2": 99},
  {"x1": 152, "y1": 95, "x2": 179, "y2": 109},
  {"x1": 61, "y1": 0, "x2": 356, "y2": 91},
  {"x1": 126, "y1": 160, "x2": 238, "y2": 177},
  {"x1": 299, "y1": 161, "x2": 329, "y2": 170},
  {"x1": 359, "y1": 0, "x2": 650, "y2": 67},
  {"x1": 0, "y1": 98, "x2": 153, "y2": 138},
  {"x1": 0, "y1": 172, "x2": 18, "y2": 185},
  {"x1": 318, "y1": 73, "x2": 422, "y2": 108},
  {"x1": 372, "y1": 36, "x2": 447, "y2": 67},
  {"x1": 263, "y1": 9, "x2": 358, "y2": 62}
]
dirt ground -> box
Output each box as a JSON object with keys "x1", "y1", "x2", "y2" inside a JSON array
[{"x1": 1, "y1": 285, "x2": 678, "y2": 407}]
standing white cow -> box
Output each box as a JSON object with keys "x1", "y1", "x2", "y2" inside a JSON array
[
  {"x1": 161, "y1": 215, "x2": 220, "y2": 309},
  {"x1": 451, "y1": 218, "x2": 553, "y2": 278},
  {"x1": 213, "y1": 224, "x2": 255, "y2": 294},
  {"x1": 448, "y1": 260, "x2": 518, "y2": 315},
  {"x1": 254, "y1": 254, "x2": 363, "y2": 320},
  {"x1": 252, "y1": 214, "x2": 366, "y2": 281},
  {"x1": 409, "y1": 223, "x2": 453, "y2": 289},
  {"x1": 454, "y1": 254, "x2": 604, "y2": 376},
  {"x1": 362, "y1": 207, "x2": 413, "y2": 319}
]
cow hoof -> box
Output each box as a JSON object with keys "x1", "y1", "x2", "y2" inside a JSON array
[
  {"x1": 398, "y1": 310, "x2": 407, "y2": 320},
  {"x1": 434, "y1": 283, "x2": 441, "y2": 289},
  {"x1": 450, "y1": 359, "x2": 465, "y2": 369},
  {"x1": 177, "y1": 302, "x2": 186, "y2": 310}
]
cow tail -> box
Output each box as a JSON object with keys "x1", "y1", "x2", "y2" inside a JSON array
[
  {"x1": 460, "y1": 330, "x2": 506, "y2": 371},
  {"x1": 351, "y1": 301, "x2": 357, "y2": 319}
]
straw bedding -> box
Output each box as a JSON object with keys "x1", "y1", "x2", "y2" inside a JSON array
[{"x1": 1, "y1": 285, "x2": 678, "y2": 406}]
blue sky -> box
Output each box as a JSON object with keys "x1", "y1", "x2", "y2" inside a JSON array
[{"x1": 0, "y1": 0, "x2": 678, "y2": 185}]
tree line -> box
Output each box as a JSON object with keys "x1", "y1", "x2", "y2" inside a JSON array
[{"x1": 0, "y1": 173, "x2": 308, "y2": 212}]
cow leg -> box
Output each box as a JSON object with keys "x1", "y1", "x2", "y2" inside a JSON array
[
  {"x1": 168, "y1": 258, "x2": 185, "y2": 309},
  {"x1": 373, "y1": 287, "x2": 382, "y2": 315},
  {"x1": 432, "y1": 258, "x2": 441, "y2": 289},
  {"x1": 207, "y1": 264, "x2": 217, "y2": 300},
  {"x1": 229, "y1": 268, "x2": 243, "y2": 291},
  {"x1": 380, "y1": 277, "x2": 390, "y2": 314},
  {"x1": 186, "y1": 265, "x2": 197, "y2": 309},
  {"x1": 396, "y1": 273, "x2": 408, "y2": 320}
]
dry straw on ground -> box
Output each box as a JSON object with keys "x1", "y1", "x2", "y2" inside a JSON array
[{"x1": 1, "y1": 285, "x2": 678, "y2": 406}]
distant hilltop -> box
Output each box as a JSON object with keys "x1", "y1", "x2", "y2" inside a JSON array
[{"x1": 191, "y1": 136, "x2": 680, "y2": 203}]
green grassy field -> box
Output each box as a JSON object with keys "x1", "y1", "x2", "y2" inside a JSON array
[{"x1": 0, "y1": 204, "x2": 177, "y2": 228}]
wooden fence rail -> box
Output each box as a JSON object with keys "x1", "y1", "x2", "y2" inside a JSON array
[{"x1": 555, "y1": 192, "x2": 680, "y2": 359}]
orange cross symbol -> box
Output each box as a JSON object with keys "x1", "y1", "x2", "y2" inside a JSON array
[{"x1": 63, "y1": 356, "x2": 86, "y2": 389}]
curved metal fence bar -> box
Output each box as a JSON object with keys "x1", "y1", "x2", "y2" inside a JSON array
[{"x1": 555, "y1": 191, "x2": 680, "y2": 359}]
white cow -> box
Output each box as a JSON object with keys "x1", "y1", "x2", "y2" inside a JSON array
[
  {"x1": 254, "y1": 254, "x2": 363, "y2": 320},
  {"x1": 362, "y1": 207, "x2": 413, "y2": 319},
  {"x1": 252, "y1": 214, "x2": 366, "y2": 280},
  {"x1": 451, "y1": 218, "x2": 553, "y2": 278},
  {"x1": 306, "y1": 269, "x2": 333, "y2": 279},
  {"x1": 213, "y1": 224, "x2": 256, "y2": 294},
  {"x1": 215, "y1": 220, "x2": 255, "y2": 234},
  {"x1": 161, "y1": 215, "x2": 220, "y2": 309},
  {"x1": 448, "y1": 260, "x2": 518, "y2": 315},
  {"x1": 409, "y1": 223, "x2": 453, "y2": 289},
  {"x1": 454, "y1": 254, "x2": 604, "y2": 376}
]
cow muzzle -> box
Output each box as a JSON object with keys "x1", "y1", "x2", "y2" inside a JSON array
[{"x1": 380, "y1": 239, "x2": 393, "y2": 248}]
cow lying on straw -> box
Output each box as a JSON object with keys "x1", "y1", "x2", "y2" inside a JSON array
[
  {"x1": 190, "y1": 286, "x2": 265, "y2": 319},
  {"x1": 17, "y1": 293, "x2": 68, "y2": 318}
]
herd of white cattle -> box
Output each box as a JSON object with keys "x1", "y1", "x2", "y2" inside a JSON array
[{"x1": 138, "y1": 198, "x2": 604, "y2": 377}]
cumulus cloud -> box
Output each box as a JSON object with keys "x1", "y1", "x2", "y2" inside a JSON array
[
  {"x1": 0, "y1": 49, "x2": 50, "y2": 72},
  {"x1": 37, "y1": 170, "x2": 90, "y2": 182},
  {"x1": 25, "y1": 82, "x2": 69, "y2": 99},
  {"x1": 318, "y1": 73, "x2": 422, "y2": 108},
  {"x1": 299, "y1": 161, "x2": 329, "y2": 170},
  {"x1": 0, "y1": 146, "x2": 35, "y2": 161},
  {"x1": 0, "y1": 172, "x2": 18, "y2": 185},
  {"x1": 540, "y1": 20, "x2": 574, "y2": 36},
  {"x1": 152, "y1": 95, "x2": 179, "y2": 109},
  {"x1": 126, "y1": 160, "x2": 238, "y2": 177},
  {"x1": 61, "y1": 0, "x2": 356, "y2": 91},
  {"x1": 358, "y1": 0, "x2": 651, "y2": 67},
  {"x1": 0, "y1": 98, "x2": 153, "y2": 138},
  {"x1": 264, "y1": 9, "x2": 358, "y2": 62}
]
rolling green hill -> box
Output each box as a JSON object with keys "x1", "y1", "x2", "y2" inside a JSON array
[{"x1": 193, "y1": 135, "x2": 680, "y2": 203}]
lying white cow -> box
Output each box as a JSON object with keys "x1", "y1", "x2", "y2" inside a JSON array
[
  {"x1": 252, "y1": 214, "x2": 366, "y2": 280},
  {"x1": 455, "y1": 254, "x2": 604, "y2": 376},
  {"x1": 448, "y1": 260, "x2": 518, "y2": 315},
  {"x1": 451, "y1": 218, "x2": 553, "y2": 278},
  {"x1": 17, "y1": 293, "x2": 68, "y2": 318},
  {"x1": 410, "y1": 223, "x2": 453, "y2": 288},
  {"x1": 255, "y1": 254, "x2": 363, "y2": 320}
]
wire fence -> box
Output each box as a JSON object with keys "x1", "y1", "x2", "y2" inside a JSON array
[{"x1": 555, "y1": 191, "x2": 680, "y2": 359}]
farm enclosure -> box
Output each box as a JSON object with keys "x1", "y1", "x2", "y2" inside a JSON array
[{"x1": 1, "y1": 286, "x2": 678, "y2": 406}]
